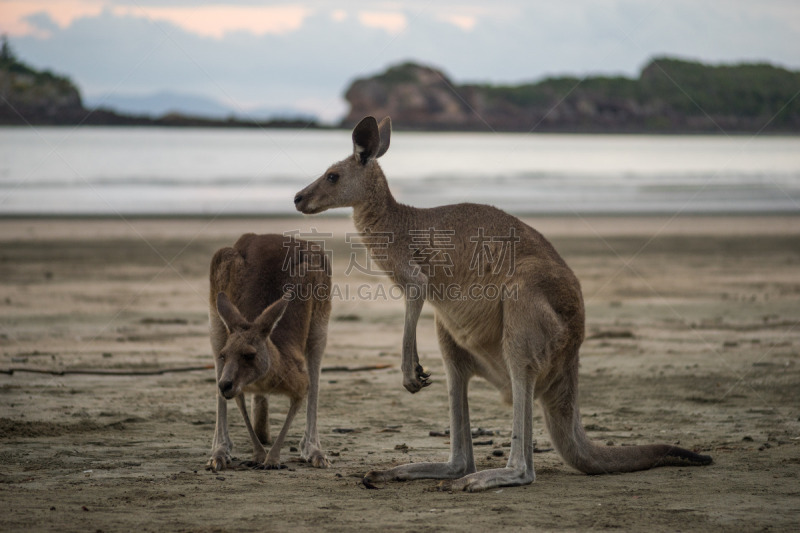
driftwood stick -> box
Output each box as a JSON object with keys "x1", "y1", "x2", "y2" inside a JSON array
[
  {"x1": 321, "y1": 364, "x2": 393, "y2": 373},
  {"x1": 1, "y1": 363, "x2": 393, "y2": 377},
  {"x1": 0, "y1": 365, "x2": 213, "y2": 376}
]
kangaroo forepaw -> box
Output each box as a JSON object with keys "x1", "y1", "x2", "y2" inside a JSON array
[
  {"x1": 416, "y1": 363, "x2": 431, "y2": 379},
  {"x1": 402, "y1": 364, "x2": 432, "y2": 393}
]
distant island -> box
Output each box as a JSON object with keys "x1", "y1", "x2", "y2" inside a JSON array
[
  {"x1": 2, "y1": 34, "x2": 798, "y2": 133},
  {"x1": 343, "y1": 60, "x2": 800, "y2": 133},
  {"x1": 0, "y1": 37, "x2": 320, "y2": 129}
]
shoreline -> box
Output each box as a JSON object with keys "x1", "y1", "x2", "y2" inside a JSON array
[
  {"x1": 3, "y1": 123, "x2": 800, "y2": 135},
  {"x1": 1, "y1": 214, "x2": 798, "y2": 241},
  {"x1": 2, "y1": 210, "x2": 799, "y2": 218}
]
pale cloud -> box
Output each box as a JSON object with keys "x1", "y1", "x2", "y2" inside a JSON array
[
  {"x1": 0, "y1": 0, "x2": 104, "y2": 37},
  {"x1": 330, "y1": 9, "x2": 348, "y2": 23},
  {"x1": 437, "y1": 13, "x2": 477, "y2": 31},
  {"x1": 5, "y1": 0, "x2": 800, "y2": 122},
  {"x1": 111, "y1": 4, "x2": 313, "y2": 39},
  {"x1": 0, "y1": 1, "x2": 313, "y2": 39},
  {"x1": 357, "y1": 11, "x2": 407, "y2": 34}
]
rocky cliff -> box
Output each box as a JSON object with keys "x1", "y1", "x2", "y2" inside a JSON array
[
  {"x1": 343, "y1": 59, "x2": 800, "y2": 133},
  {"x1": 0, "y1": 40, "x2": 85, "y2": 125}
]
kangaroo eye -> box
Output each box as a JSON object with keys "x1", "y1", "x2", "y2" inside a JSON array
[
  {"x1": 242, "y1": 347, "x2": 257, "y2": 360},
  {"x1": 326, "y1": 172, "x2": 339, "y2": 184}
]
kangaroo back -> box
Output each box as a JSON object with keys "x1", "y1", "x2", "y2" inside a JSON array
[{"x1": 210, "y1": 233, "x2": 330, "y2": 354}]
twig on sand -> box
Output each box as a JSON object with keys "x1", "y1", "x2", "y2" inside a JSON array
[
  {"x1": 0, "y1": 365, "x2": 214, "y2": 376},
  {"x1": 1, "y1": 363, "x2": 394, "y2": 377},
  {"x1": 321, "y1": 364, "x2": 393, "y2": 373}
]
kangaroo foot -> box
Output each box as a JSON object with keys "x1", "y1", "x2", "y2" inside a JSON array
[
  {"x1": 438, "y1": 467, "x2": 534, "y2": 493},
  {"x1": 241, "y1": 460, "x2": 288, "y2": 470},
  {"x1": 362, "y1": 469, "x2": 392, "y2": 485},
  {"x1": 305, "y1": 449, "x2": 331, "y2": 468},
  {"x1": 206, "y1": 449, "x2": 231, "y2": 472}
]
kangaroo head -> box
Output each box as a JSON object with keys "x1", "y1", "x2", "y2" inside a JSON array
[
  {"x1": 214, "y1": 292, "x2": 288, "y2": 400},
  {"x1": 294, "y1": 116, "x2": 391, "y2": 214}
]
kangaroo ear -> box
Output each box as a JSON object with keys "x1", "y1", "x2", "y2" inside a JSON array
[
  {"x1": 255, "y1": 296, "x2": 289, "y2": 337},
  {"x1": 352, "y1": 116, "x2": 380, "y2": 165},
  {"x1": 375, "y1": 116, "x2": 391, "y2": 159},
  {"x1": 216, "y1": 292, "x2": 248, "y2": 332}
]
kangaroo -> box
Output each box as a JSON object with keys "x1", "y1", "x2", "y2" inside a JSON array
[
  {"x1": 206, "y1": 233, "x2": 331, "y2": 472},
  {"x1": 293, "y1": 116, "x2": 712, "y2": 491}
]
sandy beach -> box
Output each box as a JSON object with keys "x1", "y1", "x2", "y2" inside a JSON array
[{"x1": 1, "y1": 214, "x2": 798, "y2": 532}]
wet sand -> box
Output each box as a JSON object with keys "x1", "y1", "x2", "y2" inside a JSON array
[{"x1": 1, "y1": 215, "x2": 798, "y2": 531}]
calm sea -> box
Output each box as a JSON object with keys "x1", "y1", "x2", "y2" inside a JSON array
[{"x1": 1, "y1": 127, "x2": 798, "y2": 216}]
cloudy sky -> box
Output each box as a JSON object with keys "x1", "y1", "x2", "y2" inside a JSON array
[{"x1": 2, "y1": 0, "x2": 799, "y2": 121}]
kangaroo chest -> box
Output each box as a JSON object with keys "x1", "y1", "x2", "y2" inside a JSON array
[{"x1": 431, "y1": 297, "x2": 503, "y2": 357}]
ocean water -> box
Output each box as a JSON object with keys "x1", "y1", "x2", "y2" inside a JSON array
[{"x1": 0, "y1": 127, "x2": 798, "y2": 216}]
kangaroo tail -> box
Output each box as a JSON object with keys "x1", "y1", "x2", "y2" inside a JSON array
[{"x1": 540, "y1": 373, "x2": 712, "y2": 474}]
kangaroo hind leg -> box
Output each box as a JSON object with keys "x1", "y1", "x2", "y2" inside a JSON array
[
  {"x1": 443, "y1": 300, "x2": 548, "y2": 492},
  {"x1": 252, "y1": 394, "x2": 270, "y2": 445},
  {"x1": 300, "y1": 309, "x2": 331, "y2": 468},
  {"x1": 364, "y1": 319, "x2": 477, "y2": 484},
  {"x1": 444, "y1": 364, "x2": 535, "y2": 492}
]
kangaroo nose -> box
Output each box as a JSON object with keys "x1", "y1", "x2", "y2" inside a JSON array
[
  {"x1": 293, "y1": 194, "x2": 303, "y2": 205},
  {"x1": 218, "y1": 380, "x2": 233, "y2": 396}
]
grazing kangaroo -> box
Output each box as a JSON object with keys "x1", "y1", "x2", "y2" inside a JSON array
[
  {"x1": 294, "y1": 116, "x2": 712, "y2": 491},
  {"x1": 206, "y1": 233, "x2": 331, "y2": 471}
]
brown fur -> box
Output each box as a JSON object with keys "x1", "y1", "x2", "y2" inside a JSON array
[
  {"x1": 206, "y1": 233, "x2": 331, "y2": 471},
  {"x1": 294, "y1": 116, "x2": 712, "y2": 491}
]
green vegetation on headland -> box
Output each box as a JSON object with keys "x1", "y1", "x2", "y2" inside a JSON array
[
  {"x1": 344, "y1": 59, "x2": 800, "y2": 133},
  {"x1": 1, "y1": 37, "x2": 84, "y2": 125},
  {"x1": 0, "y1": 37, "x2": 320, "y2": 128},
  {"x1": 2, "y1": 34, "x2": 798, "y2": 133}
]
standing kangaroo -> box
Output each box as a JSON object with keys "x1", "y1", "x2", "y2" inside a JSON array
[
  {"x1": 207, "y1": 233, "x2": 330, "y2": 471},
  {"x1": 294, "y1": 116, "x2": 712, "y2": 492}
]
